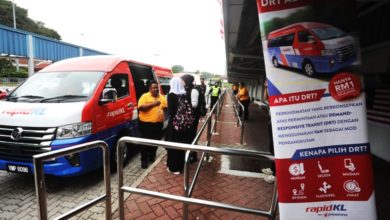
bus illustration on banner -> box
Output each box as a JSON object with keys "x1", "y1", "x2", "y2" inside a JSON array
[{"x1": 267, "y1": 22, "x2": 357, "y2": 77}]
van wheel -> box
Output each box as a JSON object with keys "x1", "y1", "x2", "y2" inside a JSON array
[
  {"x1": 272, "y1": 57, "x2": 279, "y2": 67},
  {"x1": 111, "y1": 136, "x2": 129, "y2": 171},
  {"x1": 303, "y1": 61, "x2": 316, "y2": 77}
]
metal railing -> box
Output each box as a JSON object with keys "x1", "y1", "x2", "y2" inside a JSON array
[
  {"x1": 230, "y1": 89, "x2": 245, "y2": 144},
  {"x1": 33, "y1": 141, "x2": 111, "y2": 220},
  {"x1": 116, "y1": 138, "x2": 278, "y2": 220},
  {"x1": 182, "y1": 89, "x2": 226, "y2": 218},
  {"x1": 117, "y1": 90, "x2": 278, "y2": 219}
]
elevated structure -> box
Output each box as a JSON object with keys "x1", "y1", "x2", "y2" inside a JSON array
[{"x1": 0, "y1": 24, "x2": 108, "y2": 76}]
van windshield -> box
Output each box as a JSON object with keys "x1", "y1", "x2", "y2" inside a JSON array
[
  {"x1": 8, "y1": 71, "x2": 104, "y2": 102},
  {"x1": 310, "y1": 27, "x2": 347, "y2": 40}
]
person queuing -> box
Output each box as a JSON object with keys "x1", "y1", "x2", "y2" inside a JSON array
[
  {"x1": 236, "y1": 81, "x2": 250, "y2": 120},
  {"x1": 138, "y1": 80, "x2": 167, "y2": 169},
  {"x1": 165, "y1": 76, "x2": 194, "y2": 174},
  {"x1": 181, "y1": 74, "x2": 202, "y2": 163},
  {"x1": 199, "y1": 77, "x2": 207, "y2": 96},
  {"x1": 232, "y1": 83, "x2": 238, "y2": 95},
  {"x1": 209, "y1": 81, "x2": 221, "y2": 111}
]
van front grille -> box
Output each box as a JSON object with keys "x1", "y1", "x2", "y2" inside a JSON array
[
  {"x1": 0, "y1": 125, "x2": 56, "y2": 161},
  {"x1": 335, "y1": 44, "x2": 356, "y2": 63}
]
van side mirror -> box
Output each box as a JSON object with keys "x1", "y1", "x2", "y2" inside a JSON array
[{"x1": 99, "y1": 88, "x2": 117, "y2": 105}]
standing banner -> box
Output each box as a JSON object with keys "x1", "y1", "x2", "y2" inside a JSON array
[{"x1": 256, "y1": 0, "x2": 377, "y2": 219}]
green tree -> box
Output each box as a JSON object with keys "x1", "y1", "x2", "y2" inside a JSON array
[
  {"x1": 0, "y1": 0, "x2": 61, "y2": 40},
  {"x1": 171, "y1": 65, "x2": 184, "y2": 73},
  {"x1": 0, "y1": 58, "x2": 28, "y2": 78},
  {"x1": 0, "y1": 58, "x2": 13, "y2": 74}
]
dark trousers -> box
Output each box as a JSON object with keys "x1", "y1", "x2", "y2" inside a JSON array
[
  {"x1": 167, "y1": 148, "x2": 185, "y2": 172},
  {"x1": 210, "y1": 96, "x2": 218, "y2": 111},
  {"x1": 139, "y1": 121, "x2": 163, "y2": 162},
  {"x1": 239, "y1": 99, "x2": 250, "y2": 120},
  {"x1": 166, "y1": 124, "x2": 192, "y2": 172}
]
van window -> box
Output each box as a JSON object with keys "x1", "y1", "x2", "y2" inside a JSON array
[
  {"x1": 8, "y1": 71, "x2": 103, "y2": 102},
  {"x1": 282, "y1": 33, "x2": 295, "y2": 46},
  {"x1": 106, "y1": 74, "x2": 129, "y2": 99},
  {"x1": 310, "y1": 27, "x2": 346, "y2": 40},
  {"x1": 268, "y1": 33, "x2": 295, "y2": 47},
  {"x1": 298, "y1": 31, "x2": 314, "y2": 43}
]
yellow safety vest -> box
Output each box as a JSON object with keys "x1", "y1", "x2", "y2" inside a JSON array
[{"x1": 211, "y1": 86, "x2": 220, "y2": 97}]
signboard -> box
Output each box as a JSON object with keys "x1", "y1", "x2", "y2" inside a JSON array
[{"x1": 256, "y1": 0, "x2": 377, "y2": 219}]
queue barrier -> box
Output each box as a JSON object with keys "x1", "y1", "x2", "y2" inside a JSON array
[
  {"x1": 117, "y1": 90, "x2": 277, "y2": 220},
  {"x1": 116, "y1": 137, "x2": 278, "y2": 220},
  {"x1": 33, "y1": 141, "x2": 111, "y2": 220},
  {"x1": 230, "y1": 89, "x2": 245, "y2": 144}
]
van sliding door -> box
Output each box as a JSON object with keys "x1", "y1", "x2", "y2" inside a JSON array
[{"x1": 128, "y1": 62, "x2": 155, "y2": 100}]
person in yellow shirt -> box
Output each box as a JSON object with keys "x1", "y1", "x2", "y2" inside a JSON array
[
  {"x1": 232, "y1": 83, "x2": 238, "y2": 95},
  {"x1": 138, "y1": 80, "x2": 167, "y2": 168},
  {"x1": 236, "y1": 81, "x2": 250, "y2": 120}
]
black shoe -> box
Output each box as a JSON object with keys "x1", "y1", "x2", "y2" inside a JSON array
[
  {"x1": 141, "y1": 160, "x2": 148, "y2": 169},
  {"x1": 148, "y1": 152, "x2": 156, "y2": 162},
  {"x1": 189, "y1": 157, "x2": 198, "y2": 163}
]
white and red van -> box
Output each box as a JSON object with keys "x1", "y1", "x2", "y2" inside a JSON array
[
  {"x1": 0, "y1": 55, "x2": 168, "y2": 176},
  {"x1": 267, "y1": 22, "x2": 357, "y2": 76}
]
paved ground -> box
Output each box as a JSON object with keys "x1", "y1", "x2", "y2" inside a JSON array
[{"x1": 0, "y1": 148, "x2": 161, "y2": 220}]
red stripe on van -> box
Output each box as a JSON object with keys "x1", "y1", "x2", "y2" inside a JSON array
[{"x1": 280, "y1": 54, "x2": 289, "y2": 66}]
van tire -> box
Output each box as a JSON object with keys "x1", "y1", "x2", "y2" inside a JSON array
[
  {"x1": 303, "y1": 61, "x2": 316, "y2": 77},
  {"x1": 111, "y1": 135, "x2": 129, "y2": 171},
  {"x1": 272, "y1": 57, "x2": 279, "y2": 67}
]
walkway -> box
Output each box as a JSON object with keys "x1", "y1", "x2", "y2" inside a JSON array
[{"x1": 112, "y1": 93, "x2": 277, "y2": 219}]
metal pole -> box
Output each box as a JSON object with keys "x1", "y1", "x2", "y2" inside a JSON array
[
  {"x1": 34, "y1": 158, "x2": 48, "y2": 220},
  {"x1": 12, "y1": 0, "x2": 16, "y2": 28},
  {"x1": 118, "y1": 141, "x2": 125, "y2": 220},
  {"x1": 183, "y1": 151, "x2": 190, "y2": 220},
  {"x1": 240, "y1": 119, "x2": 245, "y2": 145},
  {"x1": 12, "y1": 0, "x2": 20, "y2": 72},
  {"x1": 207, "y1": 113, "x2": 212, "y2": 146},
  {"x1": 103, "y1": 143, "x2": 112, "y2": 220}
]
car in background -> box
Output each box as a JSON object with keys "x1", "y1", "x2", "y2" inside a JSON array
[{"x1": 0, "y1": 89, "x2": 8, "y2": 99}]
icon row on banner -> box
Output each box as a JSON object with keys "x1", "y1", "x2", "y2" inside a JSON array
[{"x1": 289, "y1": 158, "x2": 357, "y2": 177}]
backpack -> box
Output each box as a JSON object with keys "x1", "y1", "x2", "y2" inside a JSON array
[
  {"x1": 172, "y1": 94, "x2": 195, "y2": 132},
  {"x1": 195, "y1": 86, "x2": 207, "y2": 117}
]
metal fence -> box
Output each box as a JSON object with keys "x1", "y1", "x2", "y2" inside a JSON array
[
  {"x1": 33, "y1": 141, "x2": 111, "y2": 220},
  {"x1": 116, "y1": 90, "x2": 278, "y2": 220},
  {"x1": 0, "y1": 77, "x2": 25, "y2": 88}
]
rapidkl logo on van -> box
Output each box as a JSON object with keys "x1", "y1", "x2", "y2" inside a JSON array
[{"x1": 2, "y1": 107, "x2": 47, "y2": 116}]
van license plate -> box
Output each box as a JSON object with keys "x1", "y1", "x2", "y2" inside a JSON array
[{"x1": 6, "y1": 164, "x2": 30, "y2": 174}]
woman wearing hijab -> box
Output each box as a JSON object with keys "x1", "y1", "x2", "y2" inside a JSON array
[
  {"x1": 165, "y1": 76, "x2": 192, "y2": 174},
  {"x1": 181, "y1": 74, "x2": 200, "y2": 162}
]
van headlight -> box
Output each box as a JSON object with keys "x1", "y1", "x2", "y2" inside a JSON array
[{"x1": 56, "y1": 122, "x2": 92, "y2": 139}]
